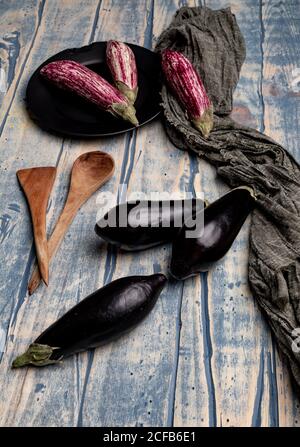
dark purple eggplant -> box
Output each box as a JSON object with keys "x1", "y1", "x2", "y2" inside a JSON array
[
  {"x1": 95, "y1": 198, "x2": 205, "y2": 251},
  {"x1": 170, "y1": 187, "x2": 256, "y2": 279},
  {"x1": 12, "y1": 273, "x2": 166, "y2": 368}
]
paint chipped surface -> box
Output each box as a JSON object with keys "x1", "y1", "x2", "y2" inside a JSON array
[
  {"x1": 0, "y1": 0, "x2": 299, "y2": 429},
  {"x1": 0, "y1": 326, "x2": 6, "y2": 355},
  {"x1": 0, "y1": 213, "x2": 16, "y2": 243}
]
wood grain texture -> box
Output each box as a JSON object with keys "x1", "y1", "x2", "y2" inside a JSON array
[
  {"x1": 261, "y1": 0, "x2": 300, "y2": 427},
  {"x1": 17, "y1": 166, "x2": 57, "y2": 285},
  {"x1": 28, "y1": 151, "x2": 115, "y2": 294},
  {"x1": 0, "y1": 0, "x2": 44, "y2": 133},
  {"x1": 0, "y1": 0, "x2": 299, "y2": 427},
  {"x1": 192, "y1": 0, "x2": 276, "y2": 428}
]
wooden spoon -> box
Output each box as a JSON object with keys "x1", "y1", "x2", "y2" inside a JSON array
[
  {"x1": 17, "y1": 167, "x2": 57, "y2": 286},
  {"x1": 28, "y1": 151, "x2": 115, "y2": 295}
]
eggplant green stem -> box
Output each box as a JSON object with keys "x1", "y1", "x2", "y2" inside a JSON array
[
  {"x1": 235, "y1": 185, "x2": 257, "y2": 200},
  {"x1": 12, "y1": 343, "x2": 62, "y2": 368},
  {"x1": 116, "y1": 81, "x2": 138, "y2": 104},
  {"x1": 111, "y1": 102, "x2": 139, "y2": 127},
  {"x1": 192, "y1": 104, "x2": 214, "y2": 138}
]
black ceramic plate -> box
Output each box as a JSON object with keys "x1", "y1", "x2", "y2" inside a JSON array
[{"x1": 26, "y1": 42, "x2": 162, "y2": 137}]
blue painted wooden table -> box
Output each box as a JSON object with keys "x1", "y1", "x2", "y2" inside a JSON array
[{"x1": 0, "y1": 0, "x2": 299, "y2": 427}]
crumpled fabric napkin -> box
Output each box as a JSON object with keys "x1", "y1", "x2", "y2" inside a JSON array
[{"x1": 155, "y1": 6, "x2": 300, "y2": 388}]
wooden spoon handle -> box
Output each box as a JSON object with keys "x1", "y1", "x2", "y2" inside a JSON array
[
  {"x1": 17, "y1": 167, "x2": 56, "y2": 286},
  {"x1": 28, "y1": 194, "x2": 83, "y2": 295}
]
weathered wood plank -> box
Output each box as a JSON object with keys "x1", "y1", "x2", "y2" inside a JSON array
[
  {"x1": 0, "y1": 0, "x2": 43, "y2": 131},
  {"x1": 173, "y1": 0, "x2": 293, "y2": 427},
  {"x1": 77, "y1": 0, "x2": 200, "y2": 427},
  {"x1": 0, "y1": 0, "x2": 111, "y2": 426},
  {"x1": 0, "y1": 0, "x2": 163, "y2": 427},
  {"x1": 261, "y1": 0, "x2": 300, "y2": 427},
  {"x1": 0, "y1": 0, "x2": 101, "y2": 370},
  {"x1": 139, "y1": 0, "x2": 213, "y2": 428},
  {"x1": 0, "y1": 0, "x2": 299, "y2": 428}
]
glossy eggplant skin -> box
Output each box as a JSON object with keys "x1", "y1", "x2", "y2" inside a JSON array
[
  {"x1": 12, "y1": 274, "x2": 167, "y2": 368},
  {"x1": 95, "y1": 198, "x2": 205, "y2": 251},
  {"x1": 170, "y1": 187, "x2": 256, "y2": 280}
]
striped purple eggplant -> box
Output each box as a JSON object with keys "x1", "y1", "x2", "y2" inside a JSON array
[
  {"x1": 106, "y1": 40, "x2": 138, "y2": 104},
  {"x1": 161, "y1": 49, "x2": 213, "y2": 138},
  {"x1": 40, "y1": 60, "x2": 138, "y2": 126}
]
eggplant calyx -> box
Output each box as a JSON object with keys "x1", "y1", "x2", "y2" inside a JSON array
[
  {"x1": 111, "y1": 102, "x2": 139, "y2": 126},
  {"x1": 12, "y1": 343, "x2": 62, "y2": 368},
  {"x1": 233, "y1": 185, "x2": 257, "y2": 200},
  {"x1": 192, "y1": 104, "x2": 214, "y2": 139},
  {"x1": 116, "y1": 81, "x2": 138, "y2": 104}
]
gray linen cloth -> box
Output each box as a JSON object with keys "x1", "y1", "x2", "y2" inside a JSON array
[{"x1": 155, "y1": 6, "x2": 300, "y2": 388}]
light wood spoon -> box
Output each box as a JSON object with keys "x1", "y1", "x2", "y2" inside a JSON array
[
  {"x1": 17, "y1": 167, "x2": 57, "y2": 286},
  {"x1": 28, "y1": 151, "x2": 115, "y2": 295}
]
